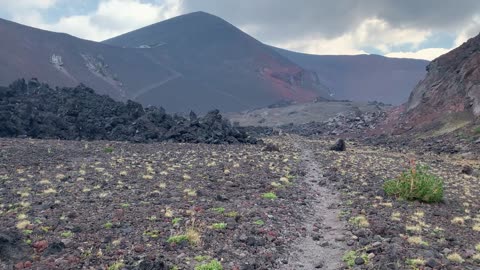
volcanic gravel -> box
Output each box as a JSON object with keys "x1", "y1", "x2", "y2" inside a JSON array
[{"x1": 0, "y1": 137, "x2": 309, "y2": 269}]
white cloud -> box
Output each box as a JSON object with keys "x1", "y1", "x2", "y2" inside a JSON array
[
  {"x1": 9, "y1": 0, "x2": 182, "y2": 41},
  {"x1": 454, "y1": 15, "x2": 480, "y2": 46},
  {"x1": 0, "y1": 0, "x2": 57, "y2": 10},
  {"x1": 276, "y1": 34, "x2": 368, "y2": 55},
  {"x1": 275, "y1": 17, "x2": 431, "y2": 56},
  {"x1": 354, "y1": 18, "x2": 431, "y2": 53},
  {"x1": 385, "y1": 48, "x2": 451, "y2": 60},
  {"x1": 3, "y1": 1, "x2": 479, "y2": 60}
]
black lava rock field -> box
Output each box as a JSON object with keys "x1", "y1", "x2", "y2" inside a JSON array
[{"x1": 0, "y1": 79, "x2": 256, "y2": 144}]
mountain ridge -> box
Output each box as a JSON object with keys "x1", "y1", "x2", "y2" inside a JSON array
[
  {"x1": 1, "y1": 11, "x2": 430, "y2": 112},
  {"x1": 273, "y1": 46, "x2": 429, "y2": 105}
]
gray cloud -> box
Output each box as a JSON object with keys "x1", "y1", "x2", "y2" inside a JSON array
[{"x1": 179, "y1": 0, "x2": 480, "y2": 43}]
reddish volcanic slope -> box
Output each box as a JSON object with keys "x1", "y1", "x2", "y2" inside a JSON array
[
  {"x1": 400, "y1": 32, "x2": 480, "y2": 132},
  {"x1": 103, "y1": 11, "x2": 330, "y2": 111}
]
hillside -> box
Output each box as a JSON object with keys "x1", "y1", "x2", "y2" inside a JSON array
[
  {"x1": 399, "y1": 32, "x2": 480, "y2": 134},
  {"x1": 0, "y1": 13, "x2": 329, "y2": 112},
  {"x1": 274, "y1": 47, "x2": 428, "y2": 104},
  {"x1": 103, "y1": 12, "x2": 330, "y2": 111},
  {"x1": 0, "y1": 18, "x2": 175, "y2": 103}
]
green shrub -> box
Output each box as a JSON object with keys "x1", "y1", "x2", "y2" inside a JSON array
[
  {"x1": 384, "y1": 165, "x2": 443, "y2": 203},
  {"x1": 195, "y1": 259, "x2": 223, "y2": 270}
]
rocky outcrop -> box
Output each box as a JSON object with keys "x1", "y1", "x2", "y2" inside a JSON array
[
  {"x1": 280, "y1": 110, "x2": 387, "y2": 137},
  {"x1": 402, "y1": 32, "x2": 480, "y2": 132},
  {"x1": 0, "y1": 79, "x2": 257, "y2": 144}
]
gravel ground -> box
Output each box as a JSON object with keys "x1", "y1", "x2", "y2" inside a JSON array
[
  {"x1": 1, "y1": 136, "x2": 479, "y2": 269},
  {"x1": 307, "y1": 138, "x2": 480, "y2": 269},
  {"x1": 0, "y1": 138, "x2": 306, "y2": 269}
]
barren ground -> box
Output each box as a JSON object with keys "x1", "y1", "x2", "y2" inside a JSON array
[{"x1": 1, "y1": 136, "x2": 479, "y2": 269}]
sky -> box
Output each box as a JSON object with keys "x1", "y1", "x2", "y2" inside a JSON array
[{"x1": 1, "y1": 0, "x2": 479, "y2": 60}]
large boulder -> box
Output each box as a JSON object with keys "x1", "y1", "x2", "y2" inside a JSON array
[{"x1": 330, "y1": 139, "x2": 346, "y2": 151}]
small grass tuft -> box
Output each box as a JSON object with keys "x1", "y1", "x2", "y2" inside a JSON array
[
  {"x1": 349, "y1": 215, "x2": 369, "y2": 228},
  {"x1": 194, "y1": 255, "x2": 210, "y2": 262},
  {"x1": 262, "y1": 192, "x2": 277, "y2": 200},
  {"x1": 342, "y1": 250, "x2": 368, "y2": 268},
  {"x1": 406, "y1": 258, "x2": 425, "y2": 267},
  {"x1": 407, "y1": 236, "x2": 428, "y2": 246},
  {"x1": 384, "y1": 164, "x2": 443, "y2": 203},
  {"x1": 225, "y1": 211, "x2": 238, "y2": 218},
  {"x1": 144, "y1": 230, "x2": 160, "y2": 238},
  {"x1": 212, "y1": 207, "x2": 225, "y2": 214},
  {"x1": 446, "y1": 253, "x2": 464, "y2": 263},
  {"x1": 254, "y1": 220, "x2": 265, "y2": 226},
  {"x1": 61, "y1": 231, "x2": 73, "y2": 238},
  {"x1": 194, "y1": 259, "x2": 223, "y2": 270},
  {"x1": 451, "y1": 217, "x2": 465, "y2": 225},
  {"x1": 211, "y1": 223, "x2": 227, "y2": 230},
  {"x1": 167, "y1": 234, "x2": 189, "y2": 244},
  {"x1": 107, "y1": 261, "x2": 124, "y2": 270}
]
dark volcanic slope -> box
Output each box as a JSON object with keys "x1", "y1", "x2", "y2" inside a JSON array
[
  {"x1": 0, "y1": 79, "x2": 256, "y2": 144},
  {"x1": 0, "y1": 13, "x2": 329, "y2": 113},
  {"x1": 0, "y1": 18, "x2": 174, "y2": 103},
  {"x1": 401, "y1": 32, "x2": 480, "y2": 132},
  {"x1": 274, "y1": 47, "x2": 428, "y2": 105},
  {"x1": 103, "y1": 12, "x2": 330, "y2": 110}
]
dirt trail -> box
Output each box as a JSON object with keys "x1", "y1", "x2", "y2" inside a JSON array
[{"x1": 278, "y1": 139, "x2": 347, "y2": 269}]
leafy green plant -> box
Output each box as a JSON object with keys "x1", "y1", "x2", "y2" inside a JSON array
[
  {"x1": 104, "y1": 222, "x2": 113, "y2": 229},
  {"x1": 384, "y1": 164, "x2": 443, "y2": 203},
  {"x1": 195, "y1": 259, "x2": 223, "y2": 270},
  {"x1": 104, "y1": 146, "x2": 114, "y2": 153},
  {"x1": 172, "y1": 217, "x2": 182, "y2": 225},
  {"x1": 262, "y1": 192, "x2": 277, "y2": 200}
]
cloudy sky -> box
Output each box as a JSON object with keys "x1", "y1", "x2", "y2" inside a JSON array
[{"x1": 1, "y1": 0, "x2": 479, "y2": 60}]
